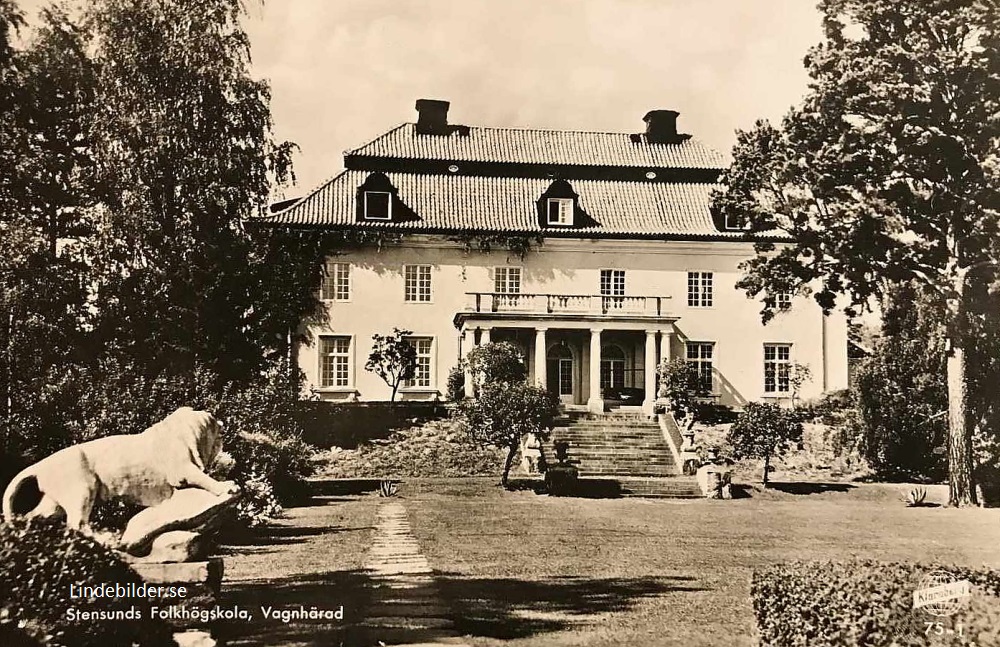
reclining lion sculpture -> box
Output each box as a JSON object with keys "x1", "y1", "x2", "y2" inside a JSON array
[{"x1": 2, "y1": 407, "x2": 238, "y2": 534}]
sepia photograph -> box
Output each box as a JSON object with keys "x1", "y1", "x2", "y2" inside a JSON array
[{"x1": 0, "y1": 0, "x2": 998, "y2": 645}]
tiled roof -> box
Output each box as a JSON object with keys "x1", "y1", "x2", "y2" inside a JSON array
[
  {"x1": 263, "y1": 170, "x2": 751, "y2": 239},
  {"x1": 347, "y1": 123, "x2": 727, "y2": 170}
]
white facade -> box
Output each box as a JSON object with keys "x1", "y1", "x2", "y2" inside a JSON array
[{"x1": 299, "y1": 235, "x2": 849, "y2": 413}]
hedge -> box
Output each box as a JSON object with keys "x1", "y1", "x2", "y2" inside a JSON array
[
  {"x1": 0, "y1": 518, "x2": 174, "y2": 646},
  {"x1": 752, "y1": 560, "x2": 1000, "y2": 646}
]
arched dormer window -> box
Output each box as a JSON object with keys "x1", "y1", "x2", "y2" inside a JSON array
[{"x1": 537, "y1": 179, "x2": 579, "y2": 228}]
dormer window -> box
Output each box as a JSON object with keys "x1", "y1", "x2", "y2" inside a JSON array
[
  {"x1": 724, "y1": 212, "x2": 748, "y2": 230},
  {"x1": 356, "y1": 172, "x2": 418, "y2": 224},
  {"x1": 547, "y1": 198, "x2": 574, "y2": 226},
  {"x1": 537, "y1": 179, "x2": 587, "y2": 229},
  {"x1": 364, "y1": 191, "x2": 392, "y2": 220}
]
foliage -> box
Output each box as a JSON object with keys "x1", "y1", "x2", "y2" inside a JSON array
[
  {"x1": 853, "y1": 283, "x2": 949, "y2": 481},
  {"x1": 752, "y1": 560, "x2": 1000, "y2": 646},
  {"x1": 233, "y1": 473, "x2": 282, "y2": 527},
  {"x1": 0, "y1": 518, "x2": 173, "y2": 647},
  {"x1": 366, "y1": 328, "x2": 418, "y2": 402},
  {"x1": 726, "y1": 402, "x2": 803, "y2": 485},
  {"x1": 656, "y1": 357, "x2": 738, "y2": 426},
  {"x1": 83, "y1": 0, "x2": 301, "y2": 384},
  {"x1": 317, "y1": 418, "x2": 505, "y2": 479},
  {"x1": 713, "y1": 0, "x2": 1000, "y2": 505},
  {"x1": 465, "y1": 341, "x2": 527, "y2": 389},
  {"x1": 378, "y1": 480, "x2": 398, "y2": 497},
  {"x1": 455, "y1": 381, "x2": 559, "y2": 487},
  {"x1": 448, "y1": 232, "x2": 544, "y2": 260},
  {"x1": 446, "y1": 364, "x2": 465, "y2": 401},
  {"x1": 905, "y1": 486, "x2": 928, "y2": 507}
]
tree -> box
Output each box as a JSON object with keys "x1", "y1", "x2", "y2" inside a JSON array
[
  {"x1": 713, "y1": 0, "x2": 1000, "y2": 505},
  {"x1": 853, "y1": 282, "x2": 948, "y2": 480},
  {"x1": 464, "y1": 341, "x2": 527, "y2": 392},
  {"x1": 656, "y1": 357, "x2": 707, "y2": 430},
  {"x1": 727, "y1": 402, "x2": 804, "y2": 486},
  {"x1": 365, "y1": 328, "x2": 418, "y2": 402},
  {"x1": 456, "y1": 382, "x2": 560, "y2": 487},
  {"x1": 84, "y1": 0, "x2": 298, "y2": 385}
]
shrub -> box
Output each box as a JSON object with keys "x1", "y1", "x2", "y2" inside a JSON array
[
  {"x1": 465, "y1": 341, "x2": 527, "y2": 389},
  {"x1": 727, "y1": 401, "x2": 803, "y2": 486},
  {"x1": 224, "y1": 430, "x2": 315, "y2": 508},
  {"x1": 233, "y1": 473, "x2": 282, "y2": 527},
  {"x1": 455, "y1": 381, "x2": 559, "y2": 487},
  {"x1": 446, "y1": 365, "x2": 465, "y2": 402},
  {"x1": 752, "y1": 561, "x2": 1000, "y2": 646},
  {"x1": 365, "y1": 328, "x2": 418, "y2": 402},
  {"x1": 0, "y1": 518, "x2": 173, "y2": 647}
]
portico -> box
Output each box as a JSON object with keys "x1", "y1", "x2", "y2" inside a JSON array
[{"x1": 454, "y1": 292, "x2": 677, "y2": 415}]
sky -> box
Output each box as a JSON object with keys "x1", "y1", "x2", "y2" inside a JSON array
[{"x1": 243, "y1": 0, "x2": 825, "y2": 194}]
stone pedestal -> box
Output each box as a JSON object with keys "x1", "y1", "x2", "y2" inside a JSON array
[{"x1": 121, "y1": 490, "x2": 238, "y2": 556}]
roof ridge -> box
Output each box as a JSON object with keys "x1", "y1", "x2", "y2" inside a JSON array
[
  {"x1": 391, "y1": 121, "x2": 716, "y2": 141},
  {"x1": 345, "y1": 122, "x2": 409, "y2": 155}
]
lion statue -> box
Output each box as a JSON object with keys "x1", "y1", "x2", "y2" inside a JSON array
[{"x1": 2, "y1": 407, "x2": 238, "y2": 534}]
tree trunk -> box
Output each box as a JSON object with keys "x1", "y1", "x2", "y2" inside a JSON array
[
  {"x1": 947, "y1": 342, "x2": 977, "y2": 506},
  {"x1": 944, "y1": 259, "x2": 978, "y2": 508},
  {"x1": 762, "y1": 453, "x2": 770, "y2": 487},
  {"x1": 501, "y1": 445, "x2": 518, "y2": 488}
]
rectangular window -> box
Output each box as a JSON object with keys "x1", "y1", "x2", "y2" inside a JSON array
[
  {"x1": 687, "y1": 271, "x2": 713, "y2": 307},
  {"x1": 364, "y1": 191, "x2": 392, "y2": 220},
  {"x1": 776, "y1": 292, "x2": 792, "y2": 310},
  {"x1": 494, "y1": 267, "x2": 522, "y2": 294},
  {"x1": 321, "y1": 262, "x2": 351, "y2": 301},
  {"x1": 404, "y1": 265, "x2": 432, "y2": 302},
  {"x1": 724, "y1": 212, "x2": 747, "y2": 230},
  {"x1": 764, "y1": 343, "x2": 792, "y2": 394},
  {"x1": 404, "y1": 337, "x2": 434, "y2": 388},
  {"x1": 685, "y1": 342, "x2": 714, "y2": 393},
  {"x1": 319, "y1": 336, "x2": 351, "y2": 388},
  {"x1": 546, "y1": 198, "x2": 573, "y2": 226},
  {"x1": 600, "y1": 269, "x2": 625, "y2": 311},
  {"x1": 599, "y1": 269, "x2": 625, "y2": 296}
]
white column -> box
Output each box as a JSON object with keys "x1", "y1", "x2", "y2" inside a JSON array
[
  {"x1": 462, "y1": 329, "x2": 475, "y2": 398},
  {"x1": 534, "y1": 328, "x2": 547, "y2": 388},
  {"x1": 587, "y1": 328, "x2": 604, "y2": 414},
  {"x1": 661, "y1": 329, "x2": 673, "y2": 364},
  {"x1": 643, "y1": 330, "x2": 658, "y2": 417},
  {"x1": 479, "y1": 327, "x2": 491, "y2": 346}
]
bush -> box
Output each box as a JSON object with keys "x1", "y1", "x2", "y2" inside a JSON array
[
  {"x1": 318, "y1": 418, "x2": 506, "y2": 479},
  {"x1": 455, "y1": 381, "x2": 560, "y2": 487},
  {"x1": 727, "y1": 401, "x2": 803, "y2": 486},
  {"x1": 0, "y1": 518, "x2": 173, "y2": 647},
  {"x1": 752, "y1": 560, "x2": 1000, "y2": 646},
  {"x1": 446, "y1": 365, "x2": 465, "y2": 402},
  {"x1": 465, "y1": 341, "x2": 527, "y2": 388},
  {"x1": 224, "y1": 430, "x2": 315, "y2": 507}
]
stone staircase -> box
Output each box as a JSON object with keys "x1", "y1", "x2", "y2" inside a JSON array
[{"x1": 546, "y1": 409, "x2": 701, "y2": 499}]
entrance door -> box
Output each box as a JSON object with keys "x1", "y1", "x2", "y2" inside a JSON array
[{"x1": 546, "y1": 344, "x2": 575, "y2": 404}]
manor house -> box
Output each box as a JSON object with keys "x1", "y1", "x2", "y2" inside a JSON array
[{"x1": 265, "y1": 100, "x2": 848, "y2": 415}]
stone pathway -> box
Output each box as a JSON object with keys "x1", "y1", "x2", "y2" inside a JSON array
[{"x1": 362, "y1": 502, "x2": 470, "y2": 647}]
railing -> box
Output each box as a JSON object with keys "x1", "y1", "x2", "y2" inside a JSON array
[{"x1": 466, "y1": 293, "x2": 671, "y2": 316}]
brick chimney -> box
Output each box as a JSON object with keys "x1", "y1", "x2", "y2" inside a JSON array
[
  {"x1": 643, "y1": 109, "x2": 687, "y2": 144},
  {"x1": 415, "y1": 99, "x2": 451, "y2": 135}
]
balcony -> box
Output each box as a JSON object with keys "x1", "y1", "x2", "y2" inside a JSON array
[{"x1": 463, "y1": 292, "x2": 671, "y2": 317}]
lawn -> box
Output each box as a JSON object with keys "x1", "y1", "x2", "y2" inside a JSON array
[
  {"x1": 400, "y1": 478, "x2": 1000, "y2": 647},
  {"x1": 214, "y1": 482, "x2": 379, "y2": 647}
]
